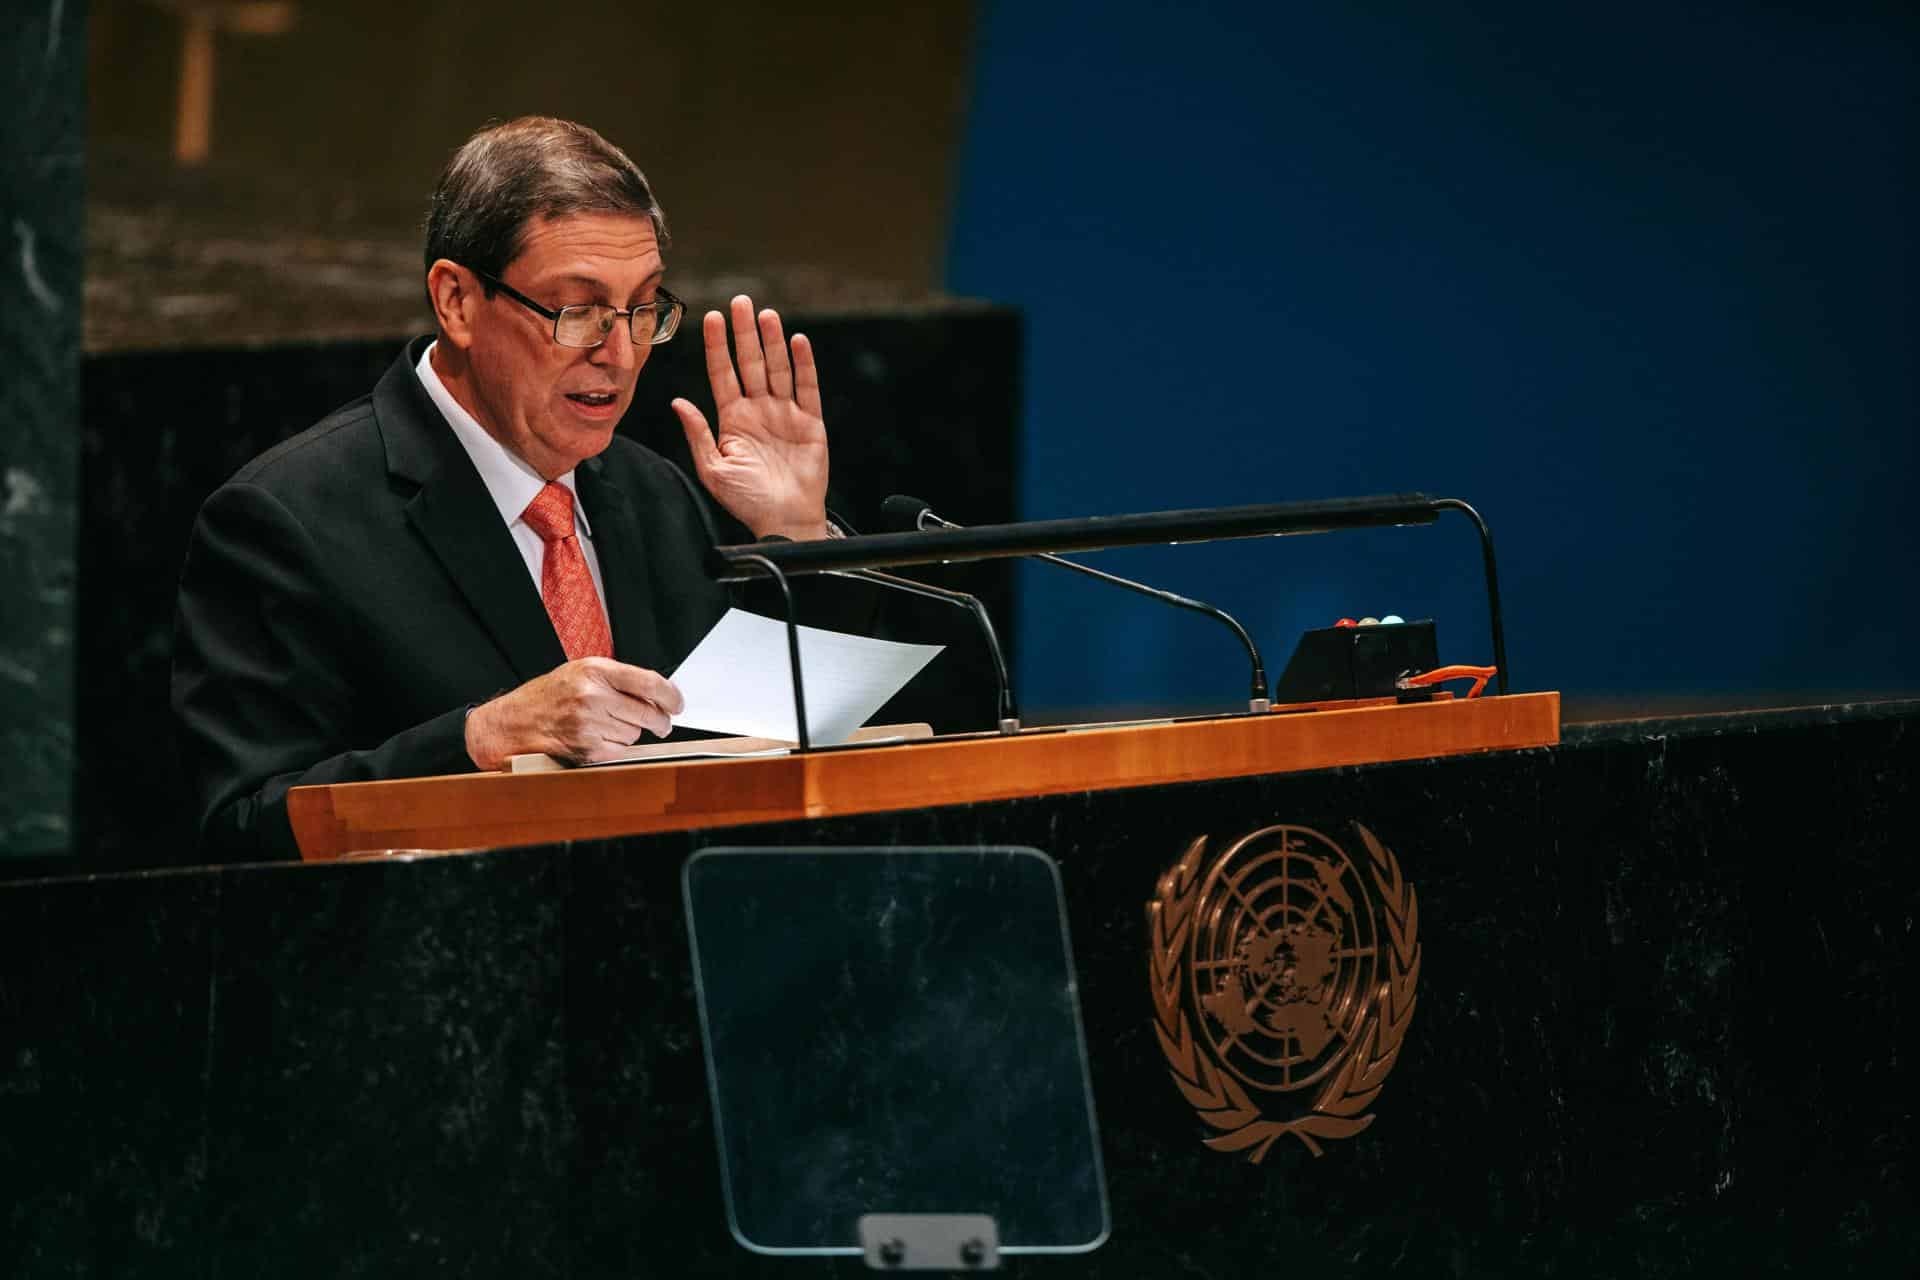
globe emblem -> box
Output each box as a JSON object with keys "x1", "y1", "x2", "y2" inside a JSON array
[{"x1": 1188, "y1": 825, "x2": 1382, "y2": 1092}]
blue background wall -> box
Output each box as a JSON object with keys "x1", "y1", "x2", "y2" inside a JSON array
[{"x1": 947, "y1": 2, "x2": 1917, "y2": 716}]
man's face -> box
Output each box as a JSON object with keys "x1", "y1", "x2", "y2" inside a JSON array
[{"x1": 460, "y1": 212, "x2": 664, "y2": 478}]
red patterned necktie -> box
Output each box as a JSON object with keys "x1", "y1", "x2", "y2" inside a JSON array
[{"x1": 521, "y1": 481, "x2": 613, "y2": 661}]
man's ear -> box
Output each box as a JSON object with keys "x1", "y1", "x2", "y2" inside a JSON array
[{"x1": 426, "y1": 259, "x2": 479, "y2": 349}]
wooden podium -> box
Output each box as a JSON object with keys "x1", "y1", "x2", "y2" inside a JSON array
[{"x1": 288, "y1": 692, "x2": 1560, "y2": 860}]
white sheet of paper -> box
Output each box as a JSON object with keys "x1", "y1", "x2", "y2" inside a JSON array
[{"x1": 669, "y1": 609, "x2": 944, "y2": 746}]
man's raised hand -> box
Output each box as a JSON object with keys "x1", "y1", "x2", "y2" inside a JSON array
[{"x1": 671, "y1": 294, "x2": 831, "y2": 541}]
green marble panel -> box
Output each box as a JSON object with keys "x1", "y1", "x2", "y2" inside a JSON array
[{"x1": 0, "y1": 0, "x2": 84, "y2": 856}]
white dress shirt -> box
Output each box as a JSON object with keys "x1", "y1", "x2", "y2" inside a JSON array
[{"x1": 414, "y1": 342, "x2": 612, "y2": 633}]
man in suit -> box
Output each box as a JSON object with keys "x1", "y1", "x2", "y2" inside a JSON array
[{"x1": 173, "y1": 116, "x2": 854, "y2": 860}]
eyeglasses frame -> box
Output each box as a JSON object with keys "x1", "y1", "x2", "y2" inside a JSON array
[{"x1": 469, "y1": 266, "x2": 684, "y2": 347}]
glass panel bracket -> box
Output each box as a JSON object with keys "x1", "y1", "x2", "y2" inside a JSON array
[{"x1": 858, "y1": 1214, "x2": 1000, "y2": 1271}]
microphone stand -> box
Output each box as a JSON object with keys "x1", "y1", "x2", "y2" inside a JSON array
[
  {"x1": 835, "y1": 568, "x2": 1020, "y2": 734},
  {"x1": 896, "y1": 499, "x2": 1270, "y2": 713}
]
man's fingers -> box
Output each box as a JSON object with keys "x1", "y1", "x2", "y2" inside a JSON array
[
  {"x1": 598, "y1": 661, "x2": 686, "y2": 717},
  {"x1": 672, "y1": 399, "x2": 721, "y2": 477},
  {"x1": 609, "y1": 697, "x2": 673, "y2": 740},
  {"x1": 729, "y1": 294, "x2": 767, "y2": 397},
  {"x1": 791, "y1": 333, "x2": 824, "y2": 420},
  {"x1": 703, "y1": 310, "x2": 740, "y2": 410},
  {"x1": 601, "y1": 700, "x2": 672, "y2": 742},
  {"x1": 604, "y1": 696, "x2": 672, "y2": 752},
  {"x1": 568, "y1": 663, "x2": 676, "y2": 754},
  {"x1": 758, "y1": 308, "x2": 793, "y2": 400},
  {"x1": 599, "y1": 696, "x2": 652, "y2": 739}
]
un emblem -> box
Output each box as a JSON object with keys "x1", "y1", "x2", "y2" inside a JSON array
[{"x1": 1147, "y1": 823, "x2": 1421, "y2": 1161}]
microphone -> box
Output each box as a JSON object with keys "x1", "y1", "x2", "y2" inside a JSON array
[
  {"x1": 882, "y1": 495, "x2": 1270, "y2": 713},
  {"x1": 830, "y1": 566, "x2": 1020, "y2": 735}
]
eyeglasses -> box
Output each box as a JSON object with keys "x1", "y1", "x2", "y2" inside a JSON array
[{"x1": 471, "y1": 268, "x2": 684, "y2": 348}]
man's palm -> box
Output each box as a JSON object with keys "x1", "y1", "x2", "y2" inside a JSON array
[{"x1": 672, "y1": 295, "x2": 830, "y2": 540}]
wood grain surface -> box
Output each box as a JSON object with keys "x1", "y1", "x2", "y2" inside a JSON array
[{"x1": 288, "y1": 693, "x2": 1560, "y2": 860}]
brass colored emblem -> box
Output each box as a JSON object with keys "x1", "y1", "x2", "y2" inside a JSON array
[{"x1": 1147, "y1": 823, "x2": 1420, "y2": 1161}]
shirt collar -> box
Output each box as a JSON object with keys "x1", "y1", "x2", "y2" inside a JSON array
[{"x1": 414, "y1": 341, "x2": 593, "y2": 537}]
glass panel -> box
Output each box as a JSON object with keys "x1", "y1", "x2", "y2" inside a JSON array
[{"x1": 684, "y1": 846, "x2": 1109, "y2": 1257}]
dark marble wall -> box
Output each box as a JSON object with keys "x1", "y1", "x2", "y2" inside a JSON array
[
  {"x1": 0, "y1": 1, "x2": 85, "y2": 856},
  {"x1": 2, "y1": 702, "x2": 1914, "y2": 1275},
  {"x1": 73, "y1": 310, "x2": 1019, "y2": 867}
]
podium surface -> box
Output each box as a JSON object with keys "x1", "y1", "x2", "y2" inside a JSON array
[{"x1": 289, "y1": 692, "x2": 1561, "y2": 859}]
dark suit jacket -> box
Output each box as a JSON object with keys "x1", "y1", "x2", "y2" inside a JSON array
[{"x1": 172, "y1": 338, "x2": 854, "y2": 861}]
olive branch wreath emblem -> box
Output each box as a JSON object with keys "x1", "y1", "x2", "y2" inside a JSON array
[{"x1": 1146, "y1": 823, "x2": 1421, "y2": 1161}]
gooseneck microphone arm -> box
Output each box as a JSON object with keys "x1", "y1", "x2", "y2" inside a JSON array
[
  {"x1": 733, "y1": 552, "x2": 810, "y2": 752},
  {"x1": 1430, "y1": 498, "x2": 1508, "y2": 696},
  {"x1": 883, "y1": 495, "x2": 1270, "y2": 712},
  {"x1": 833, "y1": 568, "x2": 1020, "y2": 734}
]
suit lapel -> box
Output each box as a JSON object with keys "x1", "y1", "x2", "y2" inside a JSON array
[
  {"x1": 375, "y1": 342, "x2": 567, "y2": 683},
  {"x1": 406, "y1": 476, "x2": 567, "y2": 682},
  {"x1": 576, "y1": 457, "x2": 666, "y2": 669}
]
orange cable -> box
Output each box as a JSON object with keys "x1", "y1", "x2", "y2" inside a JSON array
[{"x1": 1396, "y1": 664, "x2": 1498, "y2": 699}]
